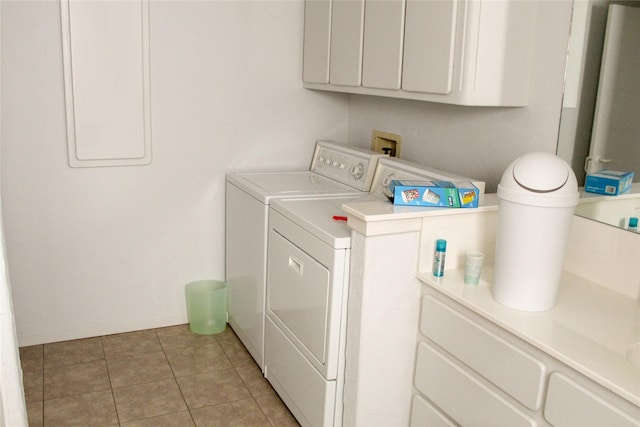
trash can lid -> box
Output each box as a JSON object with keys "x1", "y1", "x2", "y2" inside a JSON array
[
  {"x1": 513, "y1": 152, "x2": 569, "y2": 192},
  {"x1": 498, "y1": 152, "x2": 579, "y2": 207}
]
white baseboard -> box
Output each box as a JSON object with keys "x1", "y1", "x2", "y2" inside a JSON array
[{"x1": 17, "y1": 314, "x2": 189, "y2": 347}]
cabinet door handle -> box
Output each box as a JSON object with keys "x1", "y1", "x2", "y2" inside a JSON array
[{"x1": 596, "y1": 156, "x2": 614, "y2": 164}]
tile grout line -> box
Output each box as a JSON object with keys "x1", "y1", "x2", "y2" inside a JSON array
[
  {"x1": 38, "y1": 343, "x2": 45, "y2": 426},
  {"x1": 216, "y1": 327, "x2": 288, "y2": 426},
  {"x1": 100, "y1": 335, "x2": 121, "y2": 426},
  {"x1": 155, "y1": 328, "x2": 198, "y2": 427},
  {"x1": 163, "y1": 325, "x2": 274, "y2": 424}
]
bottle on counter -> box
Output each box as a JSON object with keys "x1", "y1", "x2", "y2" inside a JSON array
[
  {"x1": 629, "y1": 217, "x2": 638, "y2": 232},
  {"x1": 432, "y1": 239, "x2": 447, "y2": 277}
]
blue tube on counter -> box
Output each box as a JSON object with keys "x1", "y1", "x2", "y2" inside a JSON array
[{"x1": 432, "y1": 239, "x2": 447, "y2": 277}]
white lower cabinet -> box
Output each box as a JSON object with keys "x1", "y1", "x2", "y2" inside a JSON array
[
  {"x1": 420, "y1": 294, "x2": 546, "y2": 411},
  {"x1": 413, "y1": 290, "x2": 640, "y2": 426},
  {"x1": 410, "y1": 395, "x2": 456, "y2": 427},
  {"x1": 414, "y1": 342, "x2": 536, "y2": 426},
  {"x1": 544, "y1": 373, "x2": 639, "y2": 426}
]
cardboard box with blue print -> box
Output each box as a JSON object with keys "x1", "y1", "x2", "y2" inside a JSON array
[
  {"x1": 389, "y1": 180, "x2": 479, "y2": 208},
  {"x1": 585, "y1": 170, "x2": 634, "y2": 196}
]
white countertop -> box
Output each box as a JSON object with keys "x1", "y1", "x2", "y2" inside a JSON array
[
  {"x1": 342, "y1": 194, "x2": 499, "y2": 236},
  {"x1": 417, "y1": 268, "x2": 640, "y2": 407}
]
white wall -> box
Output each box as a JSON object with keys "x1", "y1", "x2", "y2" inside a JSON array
[
  {"x1": 2, "y1": 0, "x2": 575, "y2": 346},
  {"x1": 0, "y1": 2, "x2": 29, "y2": 423},
  {"x1": 0, "y1": 203, "x2": 28, "y2": 427},
  {"x1": 1, "y1": 0, "x2": 349, "y2": 345},
  {"x1": 347, "y1": 0, "x2": 574, "y2": 193}
]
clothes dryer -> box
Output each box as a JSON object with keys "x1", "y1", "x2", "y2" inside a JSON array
[{"x1": 264, "y1": 157, "x2": 485, "y2": 426}]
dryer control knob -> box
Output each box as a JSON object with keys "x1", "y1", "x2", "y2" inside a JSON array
[{"x1": 350, "y1": 163, "x2": 365, "y2": 180}]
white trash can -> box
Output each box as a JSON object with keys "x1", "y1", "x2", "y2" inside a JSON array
[{"x1": 492, "y1": 153, "x2": 579, "y2": 312}]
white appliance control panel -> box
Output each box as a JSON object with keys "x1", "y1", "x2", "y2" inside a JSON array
[
  {"x1": 370, "y1": 157, "x2": 486, "y2": 200},
  {"x1": 310, "y1": 140, "x2": 387, "y2": 192}
]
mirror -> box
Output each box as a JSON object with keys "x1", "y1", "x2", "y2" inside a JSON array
[{"x1": 557, "y1": 0, "x2": 640, "y2": 232}]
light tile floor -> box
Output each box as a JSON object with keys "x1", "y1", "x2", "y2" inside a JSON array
[{"x1": 20, "y1": 324, "x2": 299, "y2": 427}]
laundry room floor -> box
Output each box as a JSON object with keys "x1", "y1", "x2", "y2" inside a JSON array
[{"x1": 19, "y1": 325, "x2": 299, "y2": 426}]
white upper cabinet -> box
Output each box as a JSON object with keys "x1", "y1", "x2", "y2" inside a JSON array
[
  {"x1": 302, "y1": 0, "x2": 331, "y2": 84},
  {"x1": 402, "y1": 0, "x2": 457, "y2": 95},
  {"x1": 361, "y1": 0, "x2": 406, "y2": 90},
  {"x1": 329, "y1": 0, "x2": 365, "y2": 86},
  {"x1": 302, "y1": 0, "x2": 538, "y2": 107}
]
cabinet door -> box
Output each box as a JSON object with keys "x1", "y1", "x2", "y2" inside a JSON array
[
  {"x1": 361, "y1": 0, "x2": 406, "y2": 89},
  {"x1": 329, "y1": 0, "x2": 365, "y2": 86},
  {"x1": 402, "y1": 0, "x2": 457, "y2": 94},
  {"x1": 303, "y1": 0, "x2": 331, "y2": 84}
]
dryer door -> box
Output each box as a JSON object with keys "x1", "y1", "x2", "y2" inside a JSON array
[{"x1": 267, "y1": 228, "x2": 330, "y2": 369}]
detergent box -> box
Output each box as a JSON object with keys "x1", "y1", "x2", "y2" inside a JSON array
[
  {"x1": 584, "y1": 170, "x2": 634, "y2": 196},
  {"x1": 389, "y1": 180, "x2": 479, "y2": 208}
]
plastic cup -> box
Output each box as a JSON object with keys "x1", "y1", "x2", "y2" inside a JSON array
[{"x1": 464, "y1": 252, "x2": 484, "y2": 285}]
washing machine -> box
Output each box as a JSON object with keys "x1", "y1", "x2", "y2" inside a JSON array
[
  {"x1": 225, "y1": 140, "x2": 386, "y2": 371},
  {"x1": 264, "y1": 158, "x2": 485, "y2": 426}
]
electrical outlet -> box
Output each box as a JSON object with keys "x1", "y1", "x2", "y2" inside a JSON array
[{"x1": 371, "y1": 130, "x2": 402, "y2": 157}]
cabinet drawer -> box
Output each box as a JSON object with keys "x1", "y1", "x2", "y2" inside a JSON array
[
  {"x1": 421, "y1": 295, "x2": 546, "y2": 410},
  {"x1": 410, "y1": 395, "x2": 456, "y2": 427},
  {"x1": 415, "y1": 342, "x2": 536, "y2": 427},
  {"x1": 544, "y1": 372, "x2": 640, "y2": 426}
]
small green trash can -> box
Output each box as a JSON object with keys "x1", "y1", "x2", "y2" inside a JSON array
[{"x1": 185, "y1": 280, "x2": 227, "y2": 335}]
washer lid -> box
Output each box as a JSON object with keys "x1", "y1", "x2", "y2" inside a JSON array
[
  {"x1": 512, "y1": 152, "x2": 569, "y2": 192},
  {"x1": 226, "y1": 171, "x2": 363, "y2": 204}
]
